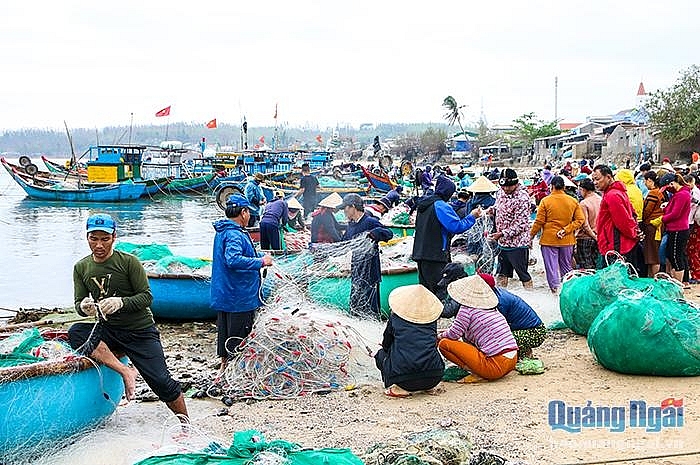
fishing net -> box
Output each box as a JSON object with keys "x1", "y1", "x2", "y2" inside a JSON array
[
  {"x1": 0, "y1": 328, "x2": 45, "y2": 367},
  {"x1": 559, "y1": 262, "x2": 683, "y2": 335},
  {"x1": 115, "y1": 242, "x2": 174, "y2": 261},
  {"x1": 587, "y1": 293, "x2": 700, "y2": 376},
  {"x1": 363, "y1": 428, "x2": 471, "y2": 465},
  {"x1": 115, "y1": 242, "x2": 212, "y2": 275},
  {"x1": 133, "y1": 429, "x2": 364, "y2": 465},
  {"x1": 452, "y1": 215, "x2": 498, "y2": 275}
]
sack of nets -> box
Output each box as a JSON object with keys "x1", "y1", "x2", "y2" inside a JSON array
[
  {"x1": 559, "y1": 260, "x2": 683, "y2": 335},
  {"x1": 588, "y1": 293, "x2": 700, "y2": 376}
]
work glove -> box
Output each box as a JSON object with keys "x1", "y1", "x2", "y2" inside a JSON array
[
  {"x1": 80, "y1": 296, "x2": 97, "y2": 317},
  {"x1": 99, "y1": 297, "x2": 123, "y2": 315}
]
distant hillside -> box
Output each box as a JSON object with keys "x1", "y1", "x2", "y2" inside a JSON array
[{"x1": 0, "y1": 122, "x2": 450, "y2": 156}]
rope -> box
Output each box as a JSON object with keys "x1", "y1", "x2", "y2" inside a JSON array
[{"x1": 558, "y1": 450, "x2": 700, "y2": 465}]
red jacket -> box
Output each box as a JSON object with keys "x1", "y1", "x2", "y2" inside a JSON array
[{"x1": 596, "y1": 181, "x2": 639, "y2": 255}]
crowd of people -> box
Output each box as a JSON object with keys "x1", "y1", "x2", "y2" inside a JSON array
[{"x1": 68, "y1": 153, "x2": 700, "y2": 412}]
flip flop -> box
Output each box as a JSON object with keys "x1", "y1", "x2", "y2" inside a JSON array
[{"x1": 384, "y1": 387, "x2": 411, "y2": 398}]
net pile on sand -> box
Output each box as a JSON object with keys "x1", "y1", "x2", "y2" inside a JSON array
[{"x1": 363, "y1": 429, "x2": 471, "y2": 465}]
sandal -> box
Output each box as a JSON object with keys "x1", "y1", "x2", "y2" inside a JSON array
[{"x1": 384, "y1": 386, "x2": 411, "y2": 398}]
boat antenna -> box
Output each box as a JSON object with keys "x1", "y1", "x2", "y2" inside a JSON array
[
  {"x1": 128, "y1": 112, "x2": 134, "y2": 145},
  {"x1": 64, "y1": 120, "x2": 81, "y2": 188}
]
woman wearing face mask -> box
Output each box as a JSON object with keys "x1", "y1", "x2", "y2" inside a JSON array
[{"x1": 661, "y1": 174, "x2": 691, "y2": 285}]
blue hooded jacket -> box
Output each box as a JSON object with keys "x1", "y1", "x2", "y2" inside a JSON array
[{"x1": 210, "y1": 219, "x2": 264, "y2": 313}]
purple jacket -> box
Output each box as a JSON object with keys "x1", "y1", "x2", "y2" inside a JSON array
[{"x1": 663, "y1": 186, "x2": 691, "y2": 232}]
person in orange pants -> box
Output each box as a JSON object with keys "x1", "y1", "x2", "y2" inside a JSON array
[{"x1": 438, "y1": 275, "x2": 518, "y2": 382}]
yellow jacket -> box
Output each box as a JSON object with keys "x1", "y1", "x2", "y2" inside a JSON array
[
  {"x1": 531, "y1": 190, "x2": 585, "y2": 246},
  {"x1": 615, "y1": 169, "x2": 643, "y2": 220}
]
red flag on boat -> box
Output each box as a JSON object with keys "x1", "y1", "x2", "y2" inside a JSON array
[
  {"x1": 259, "y1": 135, "x2": 265, "y2": 144},
  {"x1": 316, "y1": 134, "x2": 322, "y2": 144},
  {"x1": 155, "y1": 106, "x2": 171, "y2": 117},
  {"x1": 206, "y1": 119, "x2": 217, "y2": 129}
]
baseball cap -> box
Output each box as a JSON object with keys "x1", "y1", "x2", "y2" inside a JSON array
[
  {"x1": 86, "y1": 214, "x2": 116, "y2": 234},
  {"x1": 226, "y1": 194, "x2": 251, "y2": 208},
  {"x1": 340, "y1": 193, "x2": 364, "y2": 209}
]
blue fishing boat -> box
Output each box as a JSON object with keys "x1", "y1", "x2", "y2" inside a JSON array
[
  {"x1": 360, "y1": 165, "x2": 397, "y2": 193},
  {"x1": 148, "y1": 272, "x2": 216, "y2": 320},
  {"x1": 2, "y1": 157, "x2": 147, "y2": 202},
  {"x1": 0, "y1": 337, "x2": 125, "y2": 460}
]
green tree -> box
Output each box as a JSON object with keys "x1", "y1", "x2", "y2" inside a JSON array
[
  {"x1": 647, "y1": 65, "x2": 700, "y2": 143},
  {"x1": 511, "y1": 112, "x2": 560, "y2": 148}
]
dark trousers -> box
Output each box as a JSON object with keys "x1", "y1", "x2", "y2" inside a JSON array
[
  {"x1": 259, "y1": 222, "x2": 281, "y2": 250},
  {"x1": 416, "y1": 260, "x2": 446, "y2": 295},
  {"x1": 374, "y1": 348, "x2": 442, "y2": 391}
]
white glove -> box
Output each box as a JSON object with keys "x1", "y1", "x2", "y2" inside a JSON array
[
  {"x1": 99, "y1": 297, "x2": 123, "y2": 315},
  {"x1": 80, "y1": 297, "x2": 97, "y2": 316}
]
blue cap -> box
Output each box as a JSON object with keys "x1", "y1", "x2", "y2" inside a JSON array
[
  {"x1": 573, "y1": 173, "x2": 588, "y2": 181},
  {"x1": 226, "y1": 194, "x2": 251, "y2": 208},
  {"x1": 86, "y1": 214, "x2": 116, "y2": 234}
]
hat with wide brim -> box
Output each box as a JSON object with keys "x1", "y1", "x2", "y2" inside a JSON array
[
  {"x1": 562, "y1": 175, "x2": 577, "y2": 188},
  {"x1": 466, "y1": 175, "x2": 498, "y2": 193},
  {"x1": 287, "y1": 197, "x2": 303, "y2": 210},
  {"x1": 254, "y1": 172, "x2": 265, "y2": 181},
  {"x1": 318, "y1": 192, "x2": 343, "y2": 208},
  {"x1": 388, "y1": 284, "x2": 443, "y2": 324},
  {"x1": 447, "y1": 275, "x2": 498, "y2": 309}
]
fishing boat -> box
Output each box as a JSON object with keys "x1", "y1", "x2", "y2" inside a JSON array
[
  {"x1": 307, "y1": 264, "x2": 418, "y2": 316},
  {"x1": 1, "y1": 158, "x2": 147, "y2": 202},
  {"x1": 360, "y1": 165, "x2": 397, "y2": 193},
  {"x1": 147, "y1": 272, "x2": 215, "y2": 320},
  {"x1": 0, "y1": 332, "x2": 125, "y2": 461},
  {"x1": 41, "y1": 155, "x2": 88, "y2": 177},
  {"x1": 142, "y1": 144, "x2": 220, "y2": 194}
]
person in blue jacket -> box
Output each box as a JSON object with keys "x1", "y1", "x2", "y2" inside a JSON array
[
  {"x1": 340, "y1": 193, "x2": 393, "y2": 317},
  {"x1": 211, "y1": 194, "x2": 273, "y2": 373},
  {"x1": 243, "y1": 172, "x2": 266, "y2": 227},
  {"x1": 259, "y1": 191, "x2": 288, "y2": 250},
  {"x1": 411, "y1": 174, "x2": 482, "y2": 296}
]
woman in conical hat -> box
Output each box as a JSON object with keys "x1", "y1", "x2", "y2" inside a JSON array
[
  {"x1": 285, "y1": 196, "x2": 306, "y2": 232},
  {"x1": 310, "y1": 192, "x2": 343, "y2": 243},
  {"x1": 375, "y1": 284, "x2": 445, "y2": 398},
  {"x1": 438, "y1": 275, "x2": 519, "y2": 383}
]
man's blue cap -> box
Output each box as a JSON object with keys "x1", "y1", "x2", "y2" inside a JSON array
[
  {"x1": 573, "y1": 173, "x2": 588, "y2": 181},
  {"x1": 226, "y1": 194, "x2": 251, "y2": 208},
  {"x1": 86, "y1": 214, "x2": 116, "y2": 234}
]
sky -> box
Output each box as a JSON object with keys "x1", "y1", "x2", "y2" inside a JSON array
[{"x1": 1, "y1": 0, "x2": 698, "y2": 132}]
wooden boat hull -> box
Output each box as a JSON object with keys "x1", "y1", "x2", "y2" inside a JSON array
[
  {"x1": 0, "y1": 357, "x2": 125, "y2": 459},
  {"x1": 360, "y1": 165, "x2": 396, "y2": 193},
  {"x1": 2, "y1": 158, "x2": 147, "y2": 202},
  {"x1": 165, "y1": 173, "x2": 218, "y2": 194},
  {"x1": 307, "y1": 266, "x2": 418, "y2": 316}
]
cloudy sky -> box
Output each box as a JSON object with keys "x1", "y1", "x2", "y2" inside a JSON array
[{"x1": 1, "y1": 1, "x2": 697, "y2": 131}]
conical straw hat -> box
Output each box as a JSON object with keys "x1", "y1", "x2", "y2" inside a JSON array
[
  {"x1": 562, "y1": 175, "x2": 577, "y2": 188},
  {"x1": 388, "y1": 284, "x2": 443, "y2": 324},
  {"x1": 318, "y1": 192, "x2": 343, "y2": 208},
  {"x1": 287, "y1": 197, "x2": 303, "y2": 210},
  {"x1": 466, "y1": 175, "x2": 499, "y2": 193},
  {"x1": 447, "y1": 275, "x2": 498, "y2": 309}
]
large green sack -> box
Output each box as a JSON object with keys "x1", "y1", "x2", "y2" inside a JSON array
[
  {"x1": 588, "y1": 296, "x2": 700, "y2": 376},
  {"x1": 560, "y1": 263, "x2": 683, "y2": 335}
]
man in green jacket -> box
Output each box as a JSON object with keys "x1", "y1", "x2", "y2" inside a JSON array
[{"x1": 68, "y1": 214, "x2": 188, "y2": 422}]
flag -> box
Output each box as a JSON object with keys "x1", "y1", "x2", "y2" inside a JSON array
[
  {"x1": 661, "y1": 398, "x2": 683, "y2": 408},
  {"x1": 259, "y1": 135, "x2": 265, "y2": 144},
  {"x1": 316, "y1": 134, "x2": 322, "y2": 144},
  {"x1": 155, "y1": 106, "x2": 171, "y2": 117},
  {"x1": 206, "y1": 118, "x2": 217, "y2": 129},
  {"x1": 242, "y1": 119, "x2": 248, "y2": 134},
  {"x1": 273, "y1": 103, "x2": 278, "y2": 120}
]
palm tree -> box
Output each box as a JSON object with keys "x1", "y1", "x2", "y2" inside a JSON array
[{"x1": 442, "y1": 96, "x2": 468, "y2": 139}]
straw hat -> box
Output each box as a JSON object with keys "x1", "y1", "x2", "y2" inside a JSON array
[
  {"x1": 466, "y1": 175, "x2": 498, "y2": 193},
  {"x1": 253, "y1": 172, "x2": 265, "y2": 182},
  {"x1": 447, "y1": 275, "x2": 498, "y2": 309},
  {"x1": 388, "y1": 284, "x2": 443, "y2": 324},
  {"x1": 287, "y1": 197, "x2": 303, "y2": 210},
  {"x1": 318, "y1": 192, "x2": 343, "y2": 208}
]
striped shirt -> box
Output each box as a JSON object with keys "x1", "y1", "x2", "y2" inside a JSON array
[{"x1": 440, "y1": 306, "x2": 518, "y2": 356}]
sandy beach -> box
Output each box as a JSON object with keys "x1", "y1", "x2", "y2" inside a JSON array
[{"x1": 148, "y1": 300, "x2": 700, "y2": 465}]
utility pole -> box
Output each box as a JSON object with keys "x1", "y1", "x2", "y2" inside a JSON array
[{"x1": 554, "y1": 76, "x2": 558, "y2": 121}]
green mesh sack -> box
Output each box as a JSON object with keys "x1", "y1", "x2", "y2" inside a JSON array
[
  {"x1": 559, "y1": 263, "x2": 684, "y2": 335},
  {"x1": 0, "y1": 328, "x2": 45, "y2": 368},
  {"x1": 390, "y1": 212, "x2": 411, "y2": 225},
  {"x1": 588, "y1": 295, "x2": 700, "y2": 376},
  {"x1": 115, "y1": 242, "x2": 173, "y2": 261}
]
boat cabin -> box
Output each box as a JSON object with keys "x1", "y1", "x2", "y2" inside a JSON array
[{"x1": 86, "y1": 145, "x2": 147, "y2": 183}]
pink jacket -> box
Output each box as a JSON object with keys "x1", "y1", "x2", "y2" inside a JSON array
[{"x1": 662, "y1": 186, "x2": 691, "y2": 232}]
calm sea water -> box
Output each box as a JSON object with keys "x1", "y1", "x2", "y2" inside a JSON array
[{"x1": 0, "y1": 160, "x2": 223, "y2": 309}]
